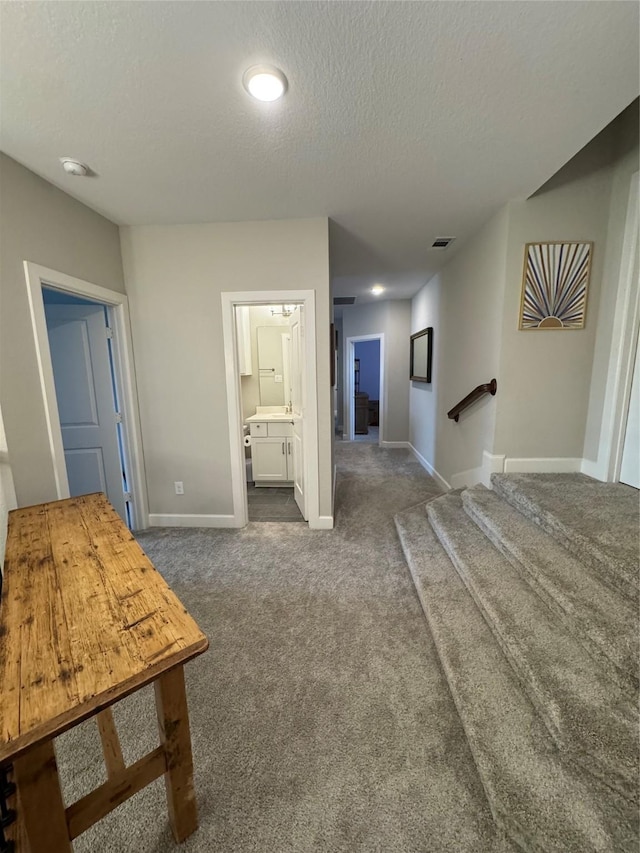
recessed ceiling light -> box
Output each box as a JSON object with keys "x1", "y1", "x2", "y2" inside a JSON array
[
  {"x1": 60, "y1": 157, "x2": 91, "y2": 176},
  {"x1": 371, "y1": 285, "x2": 385, "y2": 296},
  {"x1": 242, "y1": 65, "x2": 288, "y2": 101}
]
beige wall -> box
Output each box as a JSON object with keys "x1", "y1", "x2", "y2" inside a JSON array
[
  {"x1": 341, "y1": 300, "x2": 411, "y2": 443},
  {"x1": 120, "y1": 218, "x2": 332, "y2": 520},
  {"x1": 410, "y1": 207, "x2": 508, "y2": 484},
  {"x1": 0, "y1": 154, "x2": 125, "y2": 506},
  {"x1": 494, "y1": 170, "x2": 613, "y2": 458}
]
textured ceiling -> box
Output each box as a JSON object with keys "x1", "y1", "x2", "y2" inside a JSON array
[{"x1": 1, "y1": 1, "x2": 638, "y2": 297}]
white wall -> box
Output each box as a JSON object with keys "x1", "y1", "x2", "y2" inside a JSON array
[
  {"x1": 0, "y1": 154, "x2": 126, "y2": 507},
  {"x1": 410, "y1": 207, "x2": 508, "y2": 485},
  {"x1": 120, "y1": 218, "x2": 332, "y2": 521},
  {"x1": 341, "y1": 300, "x2": 411, "y2": 443}
]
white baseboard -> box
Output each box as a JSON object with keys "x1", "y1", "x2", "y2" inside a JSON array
[
  {"x1": 503, "y1": 457, "x2": 583, "y2": 474},
  {"x1": 148, "y1": 513, "x2": 239, "y2": 528},
  {"x1": 409, "y1": 444, "x2": 451, "y2": 491},
  {"x1": 380, "y1": 440, "x2": 410, "y2": 449},
  {"x1": 449, "y1": 451, "x2": 505, "y2": 490},
  {"x1": 313, "y1": 515, "x2": 334, "y2": 530},
  {"x1": 581, "y1": 458, "x2": 606, "y2": 481},
  {"x1": 406, "y1": 448, "x2": 586, "y2": 493},
  {"x1": 482, "y1": 451, "x2": 505, "y2": 487}
]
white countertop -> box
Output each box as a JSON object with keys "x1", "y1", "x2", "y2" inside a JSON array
[{"x1": 245, "y1": 407, "x2": 293, "y2": 423}]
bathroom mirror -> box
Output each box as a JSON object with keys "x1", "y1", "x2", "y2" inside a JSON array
[
  {"x1": 410, "y1": 327, "x2": 433, "y2": 383},
  {"x1": 257, "y1": 326, "x2": 291, "y2": 405}
]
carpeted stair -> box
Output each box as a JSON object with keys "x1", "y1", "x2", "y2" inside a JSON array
[
  {"x1": 462, "y1": 485, "x2": 638, "y2": 695},
  {"x1": 491, "y1": 473, "x2": 639, "y2": 601},
  {"x1": 394, "y1": 473, "x2": 639, "y2": 853}
]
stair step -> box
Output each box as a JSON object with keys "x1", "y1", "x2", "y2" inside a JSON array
[
  {"x1": 394, "y1": 504, "x2": 638, "y2": 853},
  {"x1": 490, "y1": 474, "x2": 639, "y2": 601},
  {"x1": 463, "y1": 486, "x2": 638, "y2": 696},
  {"x1": 427, "y1": 493, "x2": 638, "y2": 803}
]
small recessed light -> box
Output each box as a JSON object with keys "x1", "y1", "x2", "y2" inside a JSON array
[
  {"x1": 243, "y1": 65, "x2": 288, "y2": 101},
  {"x1": 371, "y1": 285, "x2": 385, "y2": 296},
  {"x1": 60, "y1": 157, "x2": 91, "y2": 176}
]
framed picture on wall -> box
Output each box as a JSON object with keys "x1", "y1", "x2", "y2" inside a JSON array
[
  {"x1": 518, "y1": 241, "x2": 593, "y2": 330},
  {"x1": 410, "y1": 327, "x2": 433, "y2": 383}
]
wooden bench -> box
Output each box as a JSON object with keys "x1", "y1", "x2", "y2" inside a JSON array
[{"x1": 0, "y1": 493, "x2": 209, "y2": 851}]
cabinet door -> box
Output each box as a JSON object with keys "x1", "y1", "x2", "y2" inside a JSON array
[
  {"x1": 286, "y1": 437, "x2": 294, "y2": 481},
  {"x1": 252, "y1": 438, "x2": 288, "y2": 482}
]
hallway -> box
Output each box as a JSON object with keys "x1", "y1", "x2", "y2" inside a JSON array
[{"x1": 54, "y1": 444, "x2": 511, "y2": 852}]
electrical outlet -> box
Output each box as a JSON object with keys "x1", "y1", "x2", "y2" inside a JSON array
[{"x1": 174, "y1": 481, "x2": 184, "y2": 495}]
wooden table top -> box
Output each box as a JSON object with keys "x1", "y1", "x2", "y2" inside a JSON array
[{"x1": 0, "y1": 493, "x2": 208, "y2": 764}]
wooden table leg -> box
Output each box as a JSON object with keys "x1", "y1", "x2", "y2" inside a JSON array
[
  {"x1": 13, "y1": 739, "x2": 71, "y2": 853},
  {"x1": 154, "y1": 665, "x2": 198, "y2": 842},
  {"x1": 96, "y1": 708, "x2": 125, "y2": 777}
]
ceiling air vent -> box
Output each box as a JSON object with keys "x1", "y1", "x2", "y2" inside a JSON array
[
  {"x1": 432, "y1": 237, "x2": 455, "y2": 249},
  {"x1": 333, "y1": 296, "x2": 357, "y2": 305}
]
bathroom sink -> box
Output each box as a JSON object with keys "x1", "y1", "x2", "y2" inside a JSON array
[{"x1": 245, "y1": 411, "x2": 293, "y2": 423}]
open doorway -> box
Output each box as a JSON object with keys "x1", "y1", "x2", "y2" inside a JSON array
[
  {"x1": 238, "y1": 304, "x2": 304, "y2": 522},
  {"x1": 345, "y1": 334, "x2": 385, "y2": 443},
  {"x1": 42, "y1": 287, "x2": 134, "y2": 526},
  {"x1": 24, "y1": 262, "x2": 148, "y2": 530},
  {"x1": 353, "y1": 339, "x2": 380, "y2": 443},
  {"x1": 221, "y1": 290, "x2": 321, "y2": 529}
]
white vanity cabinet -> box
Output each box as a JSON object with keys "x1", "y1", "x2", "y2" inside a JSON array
[{"x1": 249, "y1": 420, "x2": 294, "y2": 484}]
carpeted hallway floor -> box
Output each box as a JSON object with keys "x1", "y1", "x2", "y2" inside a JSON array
[{"x1": 56, "y1": 444, "x2": 513, "y2": 852}]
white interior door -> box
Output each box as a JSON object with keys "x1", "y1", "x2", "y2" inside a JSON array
[
  {"x1": 45, "y1": 303, "x2": 128, "y2": 521},
  {"x1": 290, "y1": 306, "x2": 307, "y2": 520},
  {"x1": 620, "y1": 332, "x2": 640, "y2": 488}
]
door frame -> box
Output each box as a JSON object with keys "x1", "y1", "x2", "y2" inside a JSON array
[
  {"x1": 583, "y1": 171, "x2": 639, "y2": 482},
  {"x1": 221, "y1": 290, "x2": 320, "y2": 528},
  {"x1": 23, "y1": 262, "x2": 149, "y2": 529},
  {"x1": 345, "y1": 334, "x2": 385, "y2": 443}
]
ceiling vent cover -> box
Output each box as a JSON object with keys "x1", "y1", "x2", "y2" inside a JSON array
[
  {"x1": 333, "y1": 296, "x2": 357, "y2": 305},
  {"x1": 432, "y1": 237, "x2": 455, "y2": 249}
]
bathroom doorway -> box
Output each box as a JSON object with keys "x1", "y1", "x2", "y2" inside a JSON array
[
  {"x1": 221, "y1": 290, "x2": 321, "y2": 528},
  {"x1": 237, "y1": 304, "x2": 303, "y2": 522}
]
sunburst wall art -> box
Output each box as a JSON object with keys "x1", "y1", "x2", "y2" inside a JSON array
[{"x1": 519, "y1": 241, "x2": 593, "y2": 330}]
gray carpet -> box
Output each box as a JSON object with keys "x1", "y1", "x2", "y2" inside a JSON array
[
  {"x1": 395, "y1": 476, "x2": 639, "y2": 853},
  {"x1": 54, "y1": 444, "x2": 513, "y2": 853},
  {"x1": 491, "y1": 473, "x2": 639, "y2": 599},
  {"x1": 427, "y1": 492, "x2": 637, "y2": 802},
  {"x1": 462, "y1": 485, "x2": 638, "y2": 694},
  {"x1": 394, "y1": 503, "x2": 636, "y2": 853}
]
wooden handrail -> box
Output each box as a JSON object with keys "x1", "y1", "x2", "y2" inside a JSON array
[{"x1": 447, "y1": 379, "x2": 497, "y2": 422}]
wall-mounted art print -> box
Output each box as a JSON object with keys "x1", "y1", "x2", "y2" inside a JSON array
[{"x1": 519, "y1": 241, "x2": 592, "y2": 330}]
